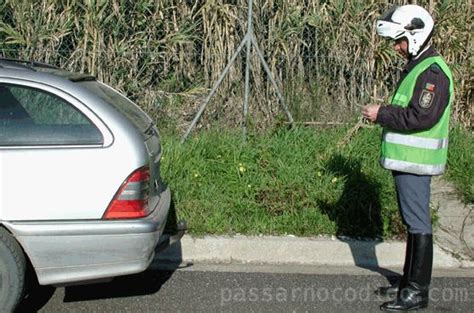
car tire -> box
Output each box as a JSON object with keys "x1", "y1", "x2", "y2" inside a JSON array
[{"x1": 0, "y1": 227, "x2": 26, "y2": 313}]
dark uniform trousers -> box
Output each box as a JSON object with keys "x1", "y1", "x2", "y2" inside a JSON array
[{"x1": 393, "y1": 171, "x2": 432, "y2": 234}]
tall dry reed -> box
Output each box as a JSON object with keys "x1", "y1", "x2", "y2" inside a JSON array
[{"x1": 0, "y1": 0, "x2": 472, "y2": 130}]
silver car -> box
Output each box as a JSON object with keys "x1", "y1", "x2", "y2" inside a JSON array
[{"x1": 0, "y1": 59, "x2": 183, "y2": 312}]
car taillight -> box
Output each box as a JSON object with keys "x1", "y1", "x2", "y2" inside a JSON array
[{"x1": 103, "y1": 167, "x2": 150, "y2": 219}]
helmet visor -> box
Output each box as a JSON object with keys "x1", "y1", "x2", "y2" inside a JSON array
[{"x1": 376, "y1": 20, "x2": 405, "y2": 39}]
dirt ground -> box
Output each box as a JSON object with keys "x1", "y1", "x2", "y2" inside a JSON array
[{"x1": 432, "y1": 177, "x2": 474, "y2": 265}]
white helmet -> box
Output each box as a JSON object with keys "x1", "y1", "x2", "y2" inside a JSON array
[{"x1": 376, "y1": 5, "x2": 434, "y2": 56}]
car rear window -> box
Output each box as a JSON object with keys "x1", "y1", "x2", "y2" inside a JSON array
[
  {"x1": 78, "y1": 81, "x2": 152, "y2": 133},
  {"x1": 0, "y1": 83, "x2": 103, "y2": 146}
]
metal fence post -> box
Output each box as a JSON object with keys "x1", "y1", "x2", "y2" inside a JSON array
[{"x1": 243, "y1": 0, "x2": 254, "y2": 140}]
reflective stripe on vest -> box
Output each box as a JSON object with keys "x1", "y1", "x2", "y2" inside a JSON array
[
  {"x1": 380, "y1": 158, "x2": 446, "y2": 176},
  {"x1": 383, "y1": 132, "x2": 449, "y2": 150}
]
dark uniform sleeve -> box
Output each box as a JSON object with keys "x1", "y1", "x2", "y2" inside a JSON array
[{"x1": 375, "y1": 64, "x2": 450, "y2": 131}]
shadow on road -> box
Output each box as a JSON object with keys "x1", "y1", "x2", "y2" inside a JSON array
[
  {"x1": 317, "y1": 154, "x2": 400, "y2": 282},
  {"x1": 15, "y1": 273, "x2": 56, "y2": 313},
  {"x1": 62, "y1": 269, "x2": 176, "y2": 302}
]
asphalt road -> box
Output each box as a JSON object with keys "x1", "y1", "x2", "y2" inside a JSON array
[{"x1": 16, "y1": 264, "x2": 474, "y2": 313}]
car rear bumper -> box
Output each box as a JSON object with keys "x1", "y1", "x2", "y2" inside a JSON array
[{"x1": 4, "y1": 187, "x2": 173, "y2": 285}]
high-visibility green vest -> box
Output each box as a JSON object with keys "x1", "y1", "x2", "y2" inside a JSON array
[{"x1": 380, "y1": 56, "x2": 454, "y2": 175}]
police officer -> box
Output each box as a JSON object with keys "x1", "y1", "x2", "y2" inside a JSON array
[{"x1": 362, "y1": 5, "x2": 453, "y2": 312}]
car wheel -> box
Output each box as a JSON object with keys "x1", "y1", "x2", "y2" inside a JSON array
[{"x1": 0, "y1": 227, "x2": 26, "y2": 312}]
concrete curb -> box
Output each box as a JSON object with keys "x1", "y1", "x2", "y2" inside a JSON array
[{"x1": 154, "y1": 235, "x2": 463, "y2": 269}]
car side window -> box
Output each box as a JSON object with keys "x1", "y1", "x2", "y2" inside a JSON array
[{"x1": 0, "y1": 83, "x2": 103, "y2": 146}]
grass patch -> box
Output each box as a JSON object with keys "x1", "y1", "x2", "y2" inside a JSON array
[
  {"x1": 446, "y1": 126, "x2": 474, "y2": 203},
  {"x1": 162, "y1": 126, "x2": 398, "y2": 238},
  {"x1": 160, "y1": 125, "x2": 473, "y2": 238}
]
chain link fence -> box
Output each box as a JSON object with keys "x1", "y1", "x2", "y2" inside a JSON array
[{"x1": 0, "y1": 0, "x2": 472, "y2": 132}]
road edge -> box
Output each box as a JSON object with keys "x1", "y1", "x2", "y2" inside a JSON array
[{"x1": 153, "y1": 235, "x2": 466, "y2": 269}]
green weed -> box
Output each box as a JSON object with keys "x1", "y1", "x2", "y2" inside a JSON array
[
  {"x1": 161, "y1": 125, "x2": 473, "y2": 238},
  {"x1": 446, "y1": 126, "x2": 474, "y2": 203},
  {"x1": 161, "y1": 127, "x2": 404, "y2": 238}
]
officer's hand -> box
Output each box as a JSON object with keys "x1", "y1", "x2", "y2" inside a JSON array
[{"x1": 361, "y1": 105, "x2": 380, "y2": 123}]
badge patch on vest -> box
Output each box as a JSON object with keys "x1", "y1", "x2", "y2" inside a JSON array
[{"x1": 419, "y1": 90, "x2": 434, "y2": 109}]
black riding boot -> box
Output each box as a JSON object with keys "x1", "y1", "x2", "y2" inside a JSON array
[
  {"x1": 380, "y1": 233, "x2": 433, "y2": 311},
  {"x1": 375, "y1": 233, "x2": 413, "y2": 296}
]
